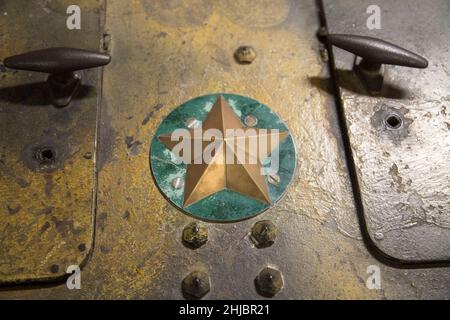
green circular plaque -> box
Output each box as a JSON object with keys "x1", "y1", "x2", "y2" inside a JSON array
[{"x1": 150, "y1": 93, "x2": 296, "y2": 222}]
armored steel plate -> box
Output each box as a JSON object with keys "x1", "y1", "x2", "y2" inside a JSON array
[
  {"x1": 1, "y1": 0, "x2": 450, "y2": 299},
  {"x1": 150, "y1": 93, "x2": 297, "y2": 222},
  {"x1": 323, "y1": 0, "x2": 450, "y2": 263},
  {"x1": 0, "y1": 0, "x2": 105, "y2": 283}
]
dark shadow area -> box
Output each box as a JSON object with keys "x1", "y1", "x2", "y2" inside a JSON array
[
  {"x1": 309, "y1": 69, "x2": 408, "y2": 100},
  {"x1": 0, "y1": 82, "x2": 95, "y2": 107}
]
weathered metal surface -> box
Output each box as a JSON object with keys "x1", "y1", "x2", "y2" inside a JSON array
[
  {"x1": 322, "y1": 0, "x2": 450, "y2": 263},
  {"x1": 0, "y1": 0, "x2": 105, "y2": 283},
  {"x1": 0, "y1": 0, "x2": 449, "y2": 299},
  {"x1": 83, "y1": 0, "x2": 382, "y2": 299}
]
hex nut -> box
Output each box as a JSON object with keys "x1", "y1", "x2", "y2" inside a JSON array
[
  {"x1": 182, "y1": 271, "x2": 210, "y2": 300},
  {"x1": 251, "y1": 220, "x2": 277, "y2": 248},
  {"x1": 182, "y1": 222, "x2": 208, "y2": 249},
  {"x1": 235, "y1": 46, "x2": 257, "y2": 64},
  {"x1": 255, "y1": 267, "x2": 283, "y2": 298}
]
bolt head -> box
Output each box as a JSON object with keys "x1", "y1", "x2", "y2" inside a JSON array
[
  {"x1": 251, "y1": 220, "x2": 277, "y2": 249},
  {"x1": 182, "y1": 222, "x2": 208, "y2": 249},
  {"x1": 235, "y1": 46, "x2": 256, "y2": 64},
  {"x1": 317, "y1": 27, "x2": 328, "y2": 40},
  {"x1": 83, "y1": 151, "x2": 93, "y2": 160},
  {"x1": 255, "y1": 267, "x2": 283, "y2": 298},
  {"x1": 374, "y1": 232, "x2": 384, "y2": 241},
  {"x1": 267, "y1": 173, "x2": 280, "y2": 186},
  {"x1": 182, "y1": 271, "x2": 210, "y2": 299},
  {"x1": 171, "y1": 177, "x2": 184, "y2": 190}
]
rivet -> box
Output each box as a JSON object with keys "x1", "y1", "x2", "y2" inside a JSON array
[
  {"x1": 267, "y1": 174, "x2": 280, "y2": 186},
  {"x1": 244, "y1": 114, "x2": 258, "y2": 127},
  {"x1": 317, "y1": 27, "x2": 328, "y2": 40},
  {"x1": 374, "y1": 232, "x2": 384, "y2": 241},
  {"x1": 172, "y1": 177, "x2": 184, "y2": 190},
  {"x1": 235, "y1": 46, "x2": 257, "y2": 64},
  {"x1": 186, "y1": 118, "x2": 201, "y2": 129},
  {"x1": 83, "y1": 152, "x2": 93, "y2": 160}
]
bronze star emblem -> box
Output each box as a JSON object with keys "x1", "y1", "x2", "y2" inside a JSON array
[{"x1": 159, "y1": 96, "x2": 288, "y2": 207}]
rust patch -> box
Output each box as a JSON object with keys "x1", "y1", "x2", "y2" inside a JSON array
[
  {"x1": 0, "y1": 162, "x2": 30, "y2": 188},
  {"x1": 97, "y1": 212, "x2": 108, "y2": 232},
  {"x1": 39, "y1": 221, "x2": 51, "y2": 234},
  {"x1": 100, "y1": 245, "x2": 111, "y2": 254},
  {"x1": 123, "y1": 210, "x2": 131, "y2": 220},
  {"x1": 51, "y1": 216, "x2": 83, "y2": 237},
  {"x1": 125, "y1": 136, "x2": 143, "y2": 157},
  {"x1": 44, "y1": 174, "x2": 53, "y2": 197}
]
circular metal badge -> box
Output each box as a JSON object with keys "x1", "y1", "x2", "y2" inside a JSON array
[{"x1": 150, "y1": 94, "x2": 296, "y2": 222}]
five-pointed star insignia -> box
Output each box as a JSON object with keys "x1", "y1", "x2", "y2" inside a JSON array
[{"x1": 159, "y1": 96, "x2": 288, "y2": 207}]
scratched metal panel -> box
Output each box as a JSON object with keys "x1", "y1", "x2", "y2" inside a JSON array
[
  {"x1": 323, "y1": 0, "x2": 450, "y2": 262},
  {"x1": 0, "y1": 0, "x2": 104, "y2": 283}
]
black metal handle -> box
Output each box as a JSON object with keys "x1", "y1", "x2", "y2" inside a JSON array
[
  {"x1": 327, "y1": 34, "x2": 428, "y2": 69},
  {"x1": 2, "y1": 48, "x2": 111, "y2": 107},
  {"x1": 326, "y1": 34, "x2": 428, "y2": 94},
  {"x1": 4, "y1": 47, "x2": 111, "y2": 74}
]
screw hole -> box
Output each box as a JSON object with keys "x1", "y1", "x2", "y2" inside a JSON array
[
  {"x1": 35, "y1": 146, "x2": 56, "y2": 164},
  {"x1": 385, "y1": 114, "x2": 402, "y2": 129}
]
